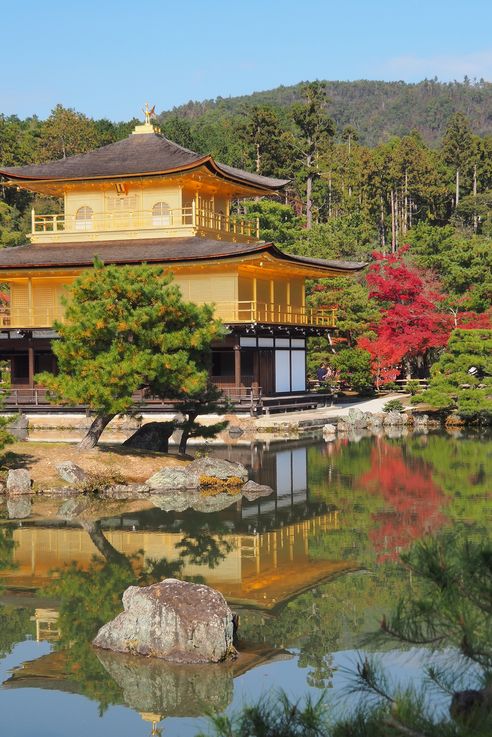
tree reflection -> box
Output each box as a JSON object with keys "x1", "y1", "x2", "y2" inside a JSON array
[
  {"x1": 359, "y1": 441, "x2": 448, "y2": 561},
  {"x1": 174, "y1": 516, "x2": 234, "y2": 569},
  {"x1": 0, "y1": 525, "x2": 16, "y2": 572}
]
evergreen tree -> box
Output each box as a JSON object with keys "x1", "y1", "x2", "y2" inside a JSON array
[
  {"x1": 239, "y1": 105, "x2": 289, "y2": 176},
  {"x1": 36, "y1": 260, "x2": 226, "y2": 449},
  {"x1": 39, "y1": 104, "x2": 99, "y2": 160},
  {"x1": 442, "y1": 112, "x2": 474, "y2": 207},
  {"x1": 415, "y1": 329, "x2": 492, "y2": 418},
  {"x1": 289, "y1": 82, "x2": 336, "y2": 228}
]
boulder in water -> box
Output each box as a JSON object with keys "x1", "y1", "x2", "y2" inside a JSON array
[{"x1": 93, "y1": 578, "x2": 235, "y2": 663}]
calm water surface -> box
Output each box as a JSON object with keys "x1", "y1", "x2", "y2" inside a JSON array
[{"x1": 0, "y1": 431, "x2": 490, "y2": 737}]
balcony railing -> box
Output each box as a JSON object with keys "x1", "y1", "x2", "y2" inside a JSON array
[
  {"x1": 0, "y1": 302, "x2": 337, "y2": 329},
  {"x1": 213, "y1": 301, "x2": 337, "y2": 327},
  {"x1": 31, "y1": 205, "x2": 260, "y2": 242}
]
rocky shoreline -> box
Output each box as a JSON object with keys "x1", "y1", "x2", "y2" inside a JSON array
[{"x1": 1, "y1": 455, "x2": 274, "y2": 516}]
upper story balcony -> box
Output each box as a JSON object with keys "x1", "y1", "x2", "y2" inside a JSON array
[
  {"x1": 0, "y1": 301, "x2": 337, "y2": 330},
  {"x1": 30, "y1": 204, "x2": 260, "y2": 245}
]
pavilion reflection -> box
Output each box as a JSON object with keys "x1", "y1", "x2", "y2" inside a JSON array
[{"x1": 0, "y1": 442, "x2": 359, "y2": 609}]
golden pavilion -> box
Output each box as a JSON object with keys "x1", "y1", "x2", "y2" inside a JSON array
[{"x1": 0, "y1": 107, "x2": 364, "y2": 402}]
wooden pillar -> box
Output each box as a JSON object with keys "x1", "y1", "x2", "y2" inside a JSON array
[
  {"x1": 234, "y1": 344, "x2": 241, "y2": 390},
  {"x1": 27, "y1": 341, "x2": 35, "y2": 389},
  {"x1": 252, "y1": 350, "x2": 260, "y2": 397}
]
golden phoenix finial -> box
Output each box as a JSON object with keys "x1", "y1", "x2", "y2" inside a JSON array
[{"x1": 143, "y1": 102, "x2": 156, "y2": 124}]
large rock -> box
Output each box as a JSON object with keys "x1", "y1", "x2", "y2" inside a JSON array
[
  {"x1": 122, "y1": 421, "x2": 175, "y2": 453},
  {"x1": 56, "y1": 461, "x2": 87, "y2": 485},
  {"x1": 6, "y1": 468, "x2": 31, "y2": 495},
  {"x1": 147, "y1": 466, "x2": 194, "y2": 491},
  {"x1": 186, "y1": 457, "x2": 248, "y2": 485},
  {"x1": 147, "y1": 457, "x2": 248, "y2": 491},
  {"x1": 347, "y1": 408, "x2": 371, "y2": 428},
  {"x1": 383, "y1": 411, "x2": 405, "y2": 426},
  {"x1": 93, "y1": 579, "x2": 235, "y2": 663}
]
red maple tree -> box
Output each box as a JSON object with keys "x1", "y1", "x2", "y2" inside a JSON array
[{"x1": 358, "y1": 249, "x2": 451, "y2": 383}]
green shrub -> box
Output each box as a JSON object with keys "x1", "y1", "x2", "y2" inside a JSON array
[
  {"x1": 331, "y1": 348, "x2": 374, "y2": 395},
  {"x1": 403, "y1": 379, "x2": 421, "y2": 395},
  {"x1": 383, "y1": 399, "x2": 404, "y2": 413}
]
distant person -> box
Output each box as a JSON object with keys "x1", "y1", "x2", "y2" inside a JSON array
[{"x1": 317, "y1": 363, "x2": 328, "y2": 382}]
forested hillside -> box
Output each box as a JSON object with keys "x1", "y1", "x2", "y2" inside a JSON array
[{"x1": 162, "y1": 78, "x2": 492, "y2": 147}]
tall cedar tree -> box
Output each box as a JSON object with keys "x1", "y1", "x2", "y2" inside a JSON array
[
  {"x1": 442, "y1": 112, "x2": 474, "y2": 207},
  {"x1": 290, "y1": 82, "x2": 335, "y2": 228},
  {"x1": 37, "y1": 261, "x2": 226, "y2": 450}
]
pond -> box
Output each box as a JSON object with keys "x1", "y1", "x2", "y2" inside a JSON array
[{"x1": 0, "y1": 431, "x2": 490, "y2": 737}]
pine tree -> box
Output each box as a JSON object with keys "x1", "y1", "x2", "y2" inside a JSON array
[
  {"x1": 36, "y1": 260, "x2": 226, "y2": 449},
  {"x1": 415, "y1": 329, "x2": 492, "y2": 418}
]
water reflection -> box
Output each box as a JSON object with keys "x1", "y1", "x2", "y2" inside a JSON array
[{"x1": 0, "y1": 432, "x2": 491, "y2": 735}]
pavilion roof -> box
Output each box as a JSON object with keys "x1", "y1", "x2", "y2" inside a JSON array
[
  {"x1": 0, "y1": 133, "x2": 289, "y2": 192},
  {"x1": 0, "y1": 237, "x2": 366, "y2": 275}
]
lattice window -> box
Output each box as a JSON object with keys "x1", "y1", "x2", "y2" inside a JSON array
[
  {"x1": 75, "y1": 206, "x2": 93, "y2": 231},
  {"x1": 106, "y1": 195, "x2": 137, "y2": 211},
  {"x1": 152, "y1": 201, "x2": 170, "y2": 226}
]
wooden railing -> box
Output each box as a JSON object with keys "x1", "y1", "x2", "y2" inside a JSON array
[
  {"x1": 0, "y1": 303, "x2": 336, "y2": 329},
  {"x1": 0, "y1": 385, "x2": 264, "y2": 414},
  {"x1": 213, "y1": 302, "x2": 337, "y2": 327},
  {"x1": 31, "y1": 205, "x2": 260, "y2": 240}
]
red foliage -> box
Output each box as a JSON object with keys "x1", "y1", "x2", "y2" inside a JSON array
[
  {"x1": 359, "y1": 441, "x2": 448, "y2": 562},
  {"x1": 358, "y1": 249, "x2": 451, "y2": 384},
  {"x1": 455, "y1": 309, "x2": 492, "y2": 329}
]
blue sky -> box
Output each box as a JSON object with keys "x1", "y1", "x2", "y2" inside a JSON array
[{"x1": 3, "y1": 0, "x2": 492, "y2": 120}]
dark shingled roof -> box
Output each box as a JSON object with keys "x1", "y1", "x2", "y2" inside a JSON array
[
  {"x1": 0, "y1": 133, "x2": 289, "y2": 191},
  {"x1": 0, "y1": 237, "x2": 366, "y2": 273}
]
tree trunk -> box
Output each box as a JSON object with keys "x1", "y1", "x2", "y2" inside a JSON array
[
  {"x1": 178, "y1": 411, "x2": 197, "y2": 455},
  {"x1": 306, "y1": 171, "x2": 313, "y2": 229},
  {"x1": 78, "y1": 413, "x2": 116, "y2": 451},
  {"x1": 473, "y1": 163, "x2": 478, "y2": 232},
  {"x1": 328, "y1": 173, "x2": 332, "y2": 218},
  {"x1": 380, "y1": 196, "x2": 386, "y2": 251},
  {"x1": 455, "y1": 168, "x2": 460, "y2": 207},
  {"x1": 390, "y1": 189, "x2": 397, "y2": 253},
  {"x1": 403, "y1": 169, "x2": 408, "y2": 234}
]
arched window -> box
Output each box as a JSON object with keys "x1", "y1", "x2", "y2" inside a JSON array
[
  {"x1": 152, "y1": 201, "x2": 170, "y2": 227},
  {"x1": 75, "y1": 206, "x2": 93, "y2": 231}
]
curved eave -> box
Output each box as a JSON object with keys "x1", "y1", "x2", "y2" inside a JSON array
[
  {"x1": 0, "y1": 157, "x2": 289, "y2": 194},
  {"x1": 267, "y1": 245, "x2": 367, "y2": 276},
  {"x1": 0, "y1": 239, "x2": 367, "y2": 277}
]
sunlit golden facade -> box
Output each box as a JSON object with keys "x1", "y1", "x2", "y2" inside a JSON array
[{"x1": 0, "y1": 113, "x2": 364, "y2": 396}]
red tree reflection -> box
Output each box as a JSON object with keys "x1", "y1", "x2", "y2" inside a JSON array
[{"x1": 359, "y1": 441, "x2": 448, "y2": 561}]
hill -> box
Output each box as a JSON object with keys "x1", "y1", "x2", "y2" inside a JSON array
[{"x1": 160, "y1": 78, "x2": 492, "y2": 147}]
